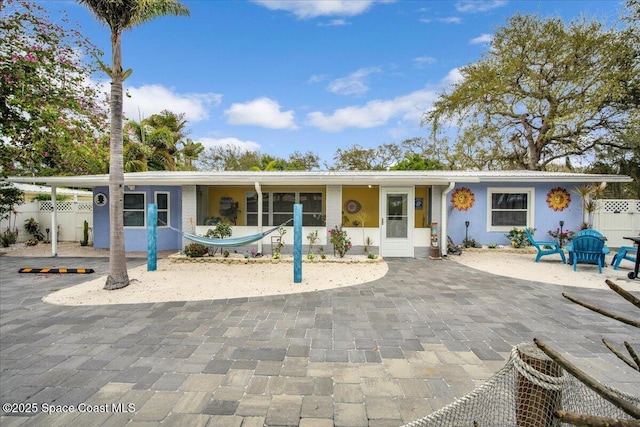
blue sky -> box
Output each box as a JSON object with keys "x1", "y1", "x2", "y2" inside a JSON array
[{"x1": 43, "y1": 0, "x2": 623, "y2": 167}]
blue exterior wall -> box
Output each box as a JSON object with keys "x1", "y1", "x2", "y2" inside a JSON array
[
  {"x1": 93, "y1": 186, "x2": 182, "y2": 251},
  {"x1": 447, "y1": 182, "x2": 583, "y2": 246}
]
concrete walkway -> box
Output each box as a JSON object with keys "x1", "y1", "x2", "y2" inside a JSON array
[{"x1": 1, "y1": 256, "x2": 638, "y2": 426}]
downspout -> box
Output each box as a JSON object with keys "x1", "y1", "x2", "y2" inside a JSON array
[
  {"x1": 255, "y1": 182, "x2": 262, "y2": 254},
  {"x1": 440, "y1": 182, "x2": 455, "y2": 257},
  {"x1": 51, "y1": 185, "x2": 58, "y2": 257}
]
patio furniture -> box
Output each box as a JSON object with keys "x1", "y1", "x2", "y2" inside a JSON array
[
  {"x1": 622, "y1": 236, "x2": 640, "y2": 279},
  {"x1": 567, "y1": 229, "x2": 610, "y2": 265},
  {"x1": 568, "y1": 235, "x2": 606, "y2": 273},
  {"x1": 611, "y1": 246, "x2": 638, "y2": 270},
  {"x1": 576, "y1": 229, "x2": 605, "y2": 238},
  {"x1": 524, "y1": 229, "x2": 566, "y2": 263}
]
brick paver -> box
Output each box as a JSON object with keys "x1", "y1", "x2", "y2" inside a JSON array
[{"x1": 1, "y1": 256, "x2": 638, "y2": 426}]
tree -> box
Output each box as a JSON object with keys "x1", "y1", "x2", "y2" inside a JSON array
[
  {"x1": 287, "y1": 151, "x2": 322, "y2": 171},
  {"x1": 198, "y1": 146, "x2": 321, "y2": 171},
  {"x1": 587, "y1": 127, "x2": 640, "y2": 199},
  {"x1": 79, "y1": 0, "x2": 189, "y2": 290},
  {"x1": 332, "y1": 143, "x2": 403, "y2": 170},
  {"x1": 199, "y1": 145, "x2": 262, "y2": 171},
  {"x1": 1, "y1": 0, "x2": 109, "y2": 177},
  {"x1": 123, "y1": 111, "x2": 203, "y2": 171},
  {"x1": 391, "y1": 153, "x2": 443, "y2": 171},
  {"x1": 179, "y1": 138, "x2": 204, "y2": 171},
  {"x1": 423, "y1": 13, "x2": 638, "y2": 171}
]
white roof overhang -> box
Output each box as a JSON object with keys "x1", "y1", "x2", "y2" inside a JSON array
[{"x1": 7, "y1": 170, "x2": 632, "y2": 188}]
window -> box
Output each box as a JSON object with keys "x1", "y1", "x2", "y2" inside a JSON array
[
  {"x1": 124, "y1": 193, "x2": 145, "y2": 227},
  {"x1": 246, "y1": 191, "x2": 324, "y2": 226},
  {"x1": 155, "y1": 192, "x2": 169, "y2": 227},
  {"x1": 487, "y1": 188, "x2": 534, "y2": 231}
]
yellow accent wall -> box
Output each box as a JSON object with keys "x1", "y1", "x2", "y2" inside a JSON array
[
  {"x1": 207, "y1": 187, "x2": 247, "y2": 225},
  {"x1": 414, "y1": 186, "x2": 428, "y2": 228},
  {"x1": 206, "y1": 186, "x2": 326, "y2": 226},
  {"x1": 342, "y1": 186, "x2": 379, "y2": 227},
  {"x1": 205, "y1": 185, "x2": 429, "y2": 228}
]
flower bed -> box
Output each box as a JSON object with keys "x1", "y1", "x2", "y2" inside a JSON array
[{"x1": 169, "y1": 253, "x2": 384, "y2": 264}]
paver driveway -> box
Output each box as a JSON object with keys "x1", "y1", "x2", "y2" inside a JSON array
[{"x1": 1, "y1": 256, "x2": 638, "y2": 426}]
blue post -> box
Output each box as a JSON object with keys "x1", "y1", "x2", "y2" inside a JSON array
[
  {"x1": 147, "y1": 203, "x2": 157, "y2": 271},
  {"x1": 294, "y1": 204, "x2": 302, "y2": 283}
]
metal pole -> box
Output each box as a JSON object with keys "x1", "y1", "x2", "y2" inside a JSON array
[{"x1": 147, "y1": 203, "x2": 157, "y2": 271}]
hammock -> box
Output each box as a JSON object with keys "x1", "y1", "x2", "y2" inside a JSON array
[{"x1": 182, "y1": 219, "x2": 292, "y2": 248}]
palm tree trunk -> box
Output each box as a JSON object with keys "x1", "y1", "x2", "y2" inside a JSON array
[{"x1": 104, "y1": 29, "x2": 129, "y2": 290}]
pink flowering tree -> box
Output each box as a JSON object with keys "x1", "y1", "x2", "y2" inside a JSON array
[{"x1": 0, "y1": 0, "x2": 109, "y2": 176}]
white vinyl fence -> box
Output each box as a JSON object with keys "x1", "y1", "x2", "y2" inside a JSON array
[
  {"x1": 593, "y1": 199, "x2": 640, "y2": 248},
  {"x1": 1, "y1": 200, "x2": 93, "y2": 243}
]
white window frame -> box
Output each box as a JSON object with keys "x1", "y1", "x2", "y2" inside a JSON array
[
  {"x1": 245, "y1": 191, "x2": 324, "y2": 226},
  {"x1": 155, "y1": 191, "x2": 170, "y2": 228},
  {"x1": 123, "y1": 192, "x2": 146, "y2": 228},
  {"x1": 486, "y1": 187, "x2": 535, "y2": 232}
]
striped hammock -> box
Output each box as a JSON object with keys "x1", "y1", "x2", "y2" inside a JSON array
[{"x1": 182, "y1": 219, "x2": 292, "y2": 248}]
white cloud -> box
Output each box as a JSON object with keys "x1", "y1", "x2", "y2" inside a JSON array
[
  {"x1": 327, "y1": 67, "x2": 381, "y2": 96},
  {"x1": 442, "y1": 68, "x2": 464, "y2": 86},
  {"x1": 198, "y1": 137, "x2": 261, "y2": 152},
  {"x1": 306, "y1": 88, "x2": 437, "y2": 132},
  {"x1": 121, "y1": 84, "x2": 222, "y2": 122},
  {"x1": 318, "y1": 19, "x2": 349, "y2": 26},
  {"x1": 308, "y1": 74, "x2": 328, "y2": 84},
  {"x1": 252, "y1": 0, "x2": 392, "y2": 19},
  {"x1": 455, "y1": 0, "x2": 507, "y2": 13},
  {"x1": 224, "y1": 97, "x2": 298, "y2": 129},
  {"x1": 414, "y1": 56, "x2": 437, "y2": 67},
  {"x1": 438, "y1": 16, "x2": 462, "y2": 24},
  {"x1": 470, "y1": 33, "x2": 492, "y2": 45},
  {"x1": 420, "y1": 16, "x2": 461, "y2": 24}
]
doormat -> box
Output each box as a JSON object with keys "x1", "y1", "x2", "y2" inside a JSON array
[{"x1": 19, "y1": 268, "x2": 95, "y2": 274}]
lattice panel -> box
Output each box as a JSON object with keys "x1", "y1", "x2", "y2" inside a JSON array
[
  {"x1": 76, "y1": 202, "x2": 93, "y2": 212},
  {"x1": 602, "y1": 200, "x2": 630, "y2": 213},
  {"x1": 39, "y1": 201, "x2": 73, "y2": 212},
  {"x1": 39, "y1": 201, "x2": 92, "y2": 212}
]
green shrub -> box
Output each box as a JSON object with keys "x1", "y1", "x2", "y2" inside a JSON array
[
  {"x1": 1, "y1": 228, "x2": 18, "y2": 247},
  {"x1": 184, "y1": 243, "x2": 208, "y2": 257},
  {"x1": 328, "y1": 225, "x2": 352, "y2": 258},
  {"x1": 505, "y1": 227, "x2": 535, "y2": 248},
  {"x1": 205, "y1": 223, "x2": 232, "y2": 256}
]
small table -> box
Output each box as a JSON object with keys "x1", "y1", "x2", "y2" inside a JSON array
[{"x1": 623, "y1": 236, "x2": 640, "y2": 280}]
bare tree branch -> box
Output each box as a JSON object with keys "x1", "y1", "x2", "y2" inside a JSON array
[
  {"x1": 606, "y1": 279, "x2": 640, "y2": 309},
  {"x1": 534, "y1": 338, "x2": 640, "y2": 419},
  {"x1": 626, "y1": 342, "x2": 640, "y2": 370},
  {"x1": 602, "y1": 339, "x2": 640, "y2": 371},
  {"x1": 562, "y1": 293, "x2": 640, "y2": 328},
  {"x1": 555, "y1": 410, "x2": 640, "y2": 426}
]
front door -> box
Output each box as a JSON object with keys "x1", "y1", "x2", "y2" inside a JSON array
[{"x1": 380, "y1": 187, "x2": 414, "y2": 257}]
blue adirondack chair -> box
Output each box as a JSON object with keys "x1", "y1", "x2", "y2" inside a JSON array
[
  {"x1": 525, "y1": 229, "x2": 566, "y2": 263},
  {"x1": 568, "y1": 229, "x2": 610, "y2": 265},
  {"x1": 611, "y1": 246, "x2": 638, "y2": 270},
  {"x1": 568, "y1": 235, "x2": 606, "y2": 273}
]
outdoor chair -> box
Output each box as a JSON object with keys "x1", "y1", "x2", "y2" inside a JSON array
[
  {"x1": 611, "y1": 246, "x2": 638, "y2": 270},
  {"x1": 524, "y1": 229, "x2": 566, "y2": 264},
  {"x1": 568, "y1": 235, "x2": 606, "y2": 273},
  {"x1": 568, "y1": 229, "x2": 610, "y2": 265},
  {"x1": 576, "y1": 229, "x2": 604, "y2": 238}
]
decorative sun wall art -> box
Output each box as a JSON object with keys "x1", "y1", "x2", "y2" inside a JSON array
[
  {"x1": 546, "y1": 187, "x2": 571, "y2": 211},
  {"x1": 451, "y1": 187, "x2": 475, "y2": 211}
]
